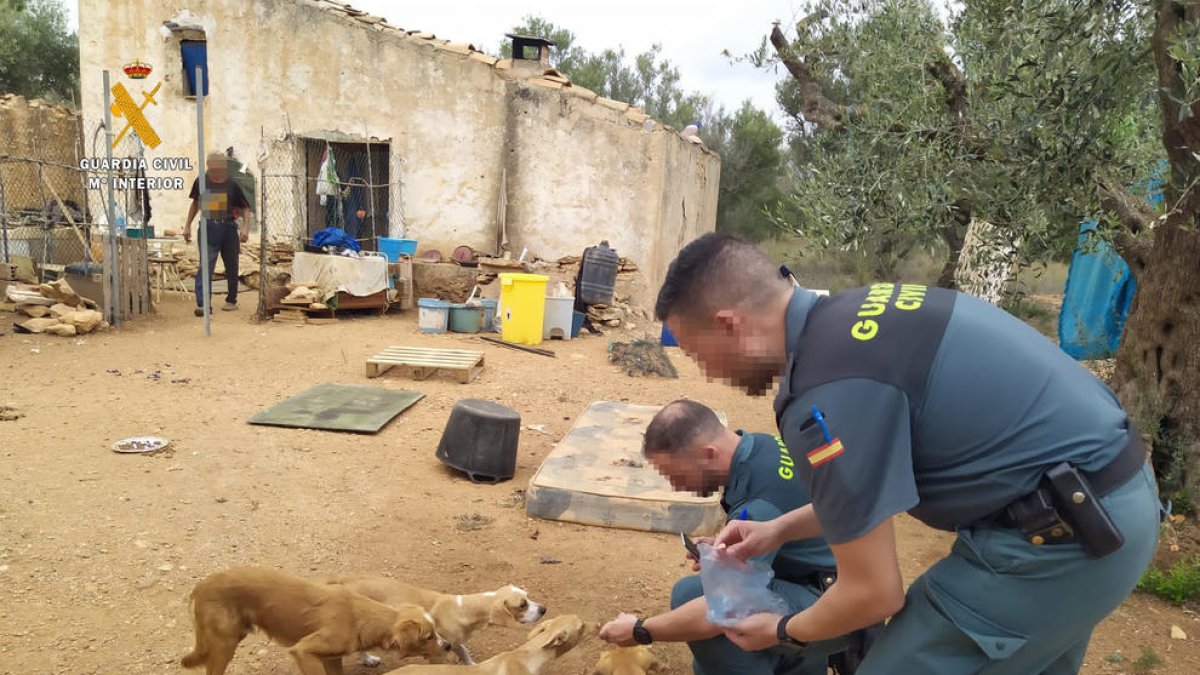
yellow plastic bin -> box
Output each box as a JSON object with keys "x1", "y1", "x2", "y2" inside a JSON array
[{"x1": 499, "y1": 273, "x2": 549, "y2": 345}]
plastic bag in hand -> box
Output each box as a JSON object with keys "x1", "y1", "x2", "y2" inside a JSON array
[{"x1": 699, "y1": 543, "x2": 790, "y2": 627}]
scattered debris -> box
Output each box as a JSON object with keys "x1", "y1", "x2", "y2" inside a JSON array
[
  {"x1": 0, "y1": 405, "x2": 23, "y2": 422},
  {"x1": 496, "y1": 488, "x2": 526, "y2": 508},
  {"x1": 529, "y1": 529, "x2": 539, "y2": 540},
  {"x1": 608, "y1": 340, "x2": 678, "y2": 378},
  {"x1": 111, "y1": 436, "x2": 170, "y2": 454},
  {"x1": 612, "y1": 457, "x2": 644, "y2": 469},
  {"x1": 539, "y1": 556, "x2": 562, "y2": 565},
  {"x1": 106, "y1": 369, "x2": 121, "y2": 375},
  {"x1": 1171, "y1": 625, "x2": 1188, "y2": 640},
  {"x1": 525, "y1": 424, "x2": 549, "y2": 435},
  {"x1": 455, "y1": 513, "x2": 495, "y2": 532}
]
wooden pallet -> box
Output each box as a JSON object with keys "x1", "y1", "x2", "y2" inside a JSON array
[{"x1": 365, "y1": 346, "x2": 485, "y2": 384}]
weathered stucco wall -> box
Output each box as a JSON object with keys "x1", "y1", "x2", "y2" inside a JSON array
[{"x1": 77, "y1": 0, "x2": 719, "y2": 307}]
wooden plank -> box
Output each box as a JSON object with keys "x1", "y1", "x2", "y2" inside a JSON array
[
  {"x1": 376, "y1": 346, "x2": 485, "y2": 356},
  {"x1": 370, "y1": 350, "x2": 483, "y2": 362},
  {"x1": 372, "y1": 349, "x2": 484, "y2": 361}
]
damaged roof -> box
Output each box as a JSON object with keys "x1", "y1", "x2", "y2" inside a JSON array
[{"x1": 303, "y1": 0, "x2": 709, "y2": 149}]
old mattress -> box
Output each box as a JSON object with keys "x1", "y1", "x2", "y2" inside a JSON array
[{"x1": 525, "y1": 400, "x2": 726, "y2": 536}]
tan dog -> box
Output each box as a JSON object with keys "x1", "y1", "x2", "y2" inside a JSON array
[
  {"x1": 592, "y1": 646, "x2": 663, "y2": 675},
  {"x1": 331, "y1": 575, "x2": 547, "y2": 666},
  {"x1": 383, "y1": 614, "x2": 591, "y2": 674},
  {"x1": 181, "y1": 567, "x2": 449, "y2": 675}
]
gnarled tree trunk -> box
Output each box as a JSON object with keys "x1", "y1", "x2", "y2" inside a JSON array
[{"x1": 1113, "y1": 1, "x2": 1200, "y2": 500}]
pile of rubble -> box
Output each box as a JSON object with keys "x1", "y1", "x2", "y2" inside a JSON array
[{"x1": 5, "y1": 279, "x2": 107, "y2": 337}]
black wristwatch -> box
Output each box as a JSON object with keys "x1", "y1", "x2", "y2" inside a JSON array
[
  {"x1": 632, "y1": 617, "x2": 654, "y2": 645},
  {"x1": 776, "y1": 612, "x2": 807, "y2": 648}
]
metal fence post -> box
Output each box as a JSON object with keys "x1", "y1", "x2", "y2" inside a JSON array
[
  {"x1": 195, "y1": 65, "x2": 211, "y2": 336},
  {"x1": 0, "y1": 177, "x2": 8, "y2": 263},
  {"x1": 102, "y1": 70, "x2": 121, "y2": 326},
  {"x1": 256, "y1": 170, "x2": 269, "y2": 320}
]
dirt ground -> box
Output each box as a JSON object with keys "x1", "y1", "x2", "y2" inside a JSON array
[{"x1": 1, "y1": 296, "x2": 1198, "y2": 675}]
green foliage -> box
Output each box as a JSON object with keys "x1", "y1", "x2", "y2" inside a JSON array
[
  {"x1": 1132, "y1": 645, "x2": 1164, "y2": 672},
  {"x1": 703, "y1": 101, "x2": 786, "y2": 241},
  {"x1": 0, "y1": 0, "x2": 78, "y2": 103},
  {"x1": 503, "y1": 15, "x2": 787, "y2": 239},
  {"x1": 758, "y1": 0, "x2": 1160, "y2": 280},
  {"x1": 1138, "y1": 557, "x2": 1200, "y2": 605}
]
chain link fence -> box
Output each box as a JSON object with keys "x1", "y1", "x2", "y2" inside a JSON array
[{"x1": 1, "y1": 114, "x2": 149, "y2": 287}]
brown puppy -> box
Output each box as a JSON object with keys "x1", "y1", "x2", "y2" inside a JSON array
[
  {"x1": 331, "y1": 575, "x2": 546, "y2": 665},
  {"x1": 383, "y1": 614, "x2": 592, "y2": 674},
  {"x1": 181, "y1": 567, "x2": 449, "y2": 675},
  {"x1": 592, "y1": 646, "x2": 663, "y2": 675}
]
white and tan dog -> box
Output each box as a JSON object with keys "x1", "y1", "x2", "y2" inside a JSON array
[
  {"x1": 592, "y1": 646, "x2": 663, "y2": 675},
  {"x1": 331, "y1": 575, "x2": 547, "y2": 666},
  {"x1": 181, "y1": 567, "x2": 449, "y2": 675},
  {"x1": 384, "y1": 614, "x2": 592, "y2": 674}
]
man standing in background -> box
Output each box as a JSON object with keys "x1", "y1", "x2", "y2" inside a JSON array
[{"x1": 184, "y1": 152, "x2": 252, "y2": 316}]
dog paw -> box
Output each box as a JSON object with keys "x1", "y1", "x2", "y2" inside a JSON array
[{"x1": 360, "y1": 653, "x2": 382, "y2": 667}]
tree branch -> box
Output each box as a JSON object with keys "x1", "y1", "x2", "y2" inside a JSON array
[
  {"x1": 1097, "y1": 179, "x2": 1157, "y2": 236},
  {"x1": 769, "y1": 21, "x2": 847, "y2": 132},
  {"x1": 925, "y1": 52, "x2": 968, "y2": 118},
  {"x1": 1097, "y1": 179, "x2": 1155, "y2": 278}
]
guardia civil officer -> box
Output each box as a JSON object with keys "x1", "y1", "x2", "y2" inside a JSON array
[
  {"x1": 654, "y1": 233, "x2": 1161, "y2": 674},
  {"x1": 598, "y1": 399, "x2": 878, "y2": 674}
]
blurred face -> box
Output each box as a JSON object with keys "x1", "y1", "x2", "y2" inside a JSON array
[
  {"x1": 647, "y1": 445, "x2": 724, "y2": 497},
  {"x1": 205, "y1": 157, "x2": 228, "y2": 183},
  {"x1": 666, "y1": 310, "x2": 781, "y2": 397}
]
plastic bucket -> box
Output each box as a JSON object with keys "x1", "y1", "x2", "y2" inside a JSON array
[
  {"x1": 417, "y1": 298, "x2": 450, "y2": 333},
  {"x1": 499, "y1": 273, "x2": 548, "y2": 345},
  {"x1": 661, "y1": 323, "x2": 678, "y2": 347},
  {"x1": 479, "y1": 298, "x2": 498, "y2": 332},
  {"x1": 378, "y1": 237, "x2": 418, "y2": 262},
  {"x1": 543, "y1": 296, "x2": 575, "y2": 340},
  {"x1": 449, "y1": 304, "x2": 483, "y2": 333}
]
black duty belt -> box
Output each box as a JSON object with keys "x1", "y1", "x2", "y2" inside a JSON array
[
  {"x1": 990, "y1": 425, "x2": 1148, "y2": 557},
  {"x1": 772, "y1": 559, "x2": 837, "y2": 591}
]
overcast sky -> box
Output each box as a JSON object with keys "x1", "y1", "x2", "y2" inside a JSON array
[{"x1": 67, "y1": 0, "x2": 814, "y2": 121}]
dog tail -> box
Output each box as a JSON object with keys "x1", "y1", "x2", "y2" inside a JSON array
[{"x1": 180, "y1": 589, "x2": 206, "y2": 668}]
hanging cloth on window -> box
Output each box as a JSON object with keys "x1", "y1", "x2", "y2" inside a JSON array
[{"x1": 316, "y1": 143, "x2": 338, "y2": 205}]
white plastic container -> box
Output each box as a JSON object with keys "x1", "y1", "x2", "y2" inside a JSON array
[
  {"x1": 543, "y1": 296, "x2": 575, "y2": 340},
  {"x1": 417, "y1": 298, "x2": 450, "y2": 333}
]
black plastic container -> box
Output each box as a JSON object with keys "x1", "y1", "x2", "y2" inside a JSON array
[
  {"x1": 435, "y1": 399, "x2": 521, "y2": 483},
  {"x1": 578, "y1": 241, "x2": 619, "y2": 306}
]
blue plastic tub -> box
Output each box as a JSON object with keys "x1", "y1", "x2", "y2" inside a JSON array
[
  {"x1": 571, "y1": 310, "x2": 586, "y2": 338},
  {"x1": 379, "y1": 237, "x2": 418, "y2": 262},
  {"x1": 417, "y1": 298, "x2": 450, "y2": 333},
  {"x1": 480, "y1": 298, "x2": 498, "y2": 332}
]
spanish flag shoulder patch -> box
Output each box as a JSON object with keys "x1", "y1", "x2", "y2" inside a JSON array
[{"x1": 807, "y1": 438, "x2": 845, "y2": 467}]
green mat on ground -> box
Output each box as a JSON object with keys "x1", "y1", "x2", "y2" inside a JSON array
[{"x1": 248, "y1": 383, "x2": 423, "y2": 433}]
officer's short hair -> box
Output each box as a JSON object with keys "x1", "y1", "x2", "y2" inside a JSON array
[
  {"x1": 643, "y1": 399, "x2": 723, "y2": 457},
  {"x1": 655, "y1": 232, "x2": 786, "y2": 322}
]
